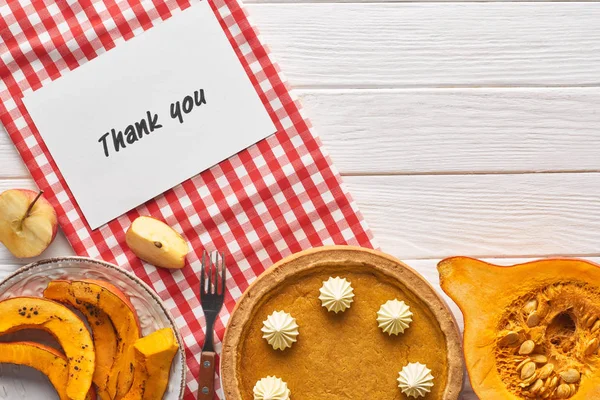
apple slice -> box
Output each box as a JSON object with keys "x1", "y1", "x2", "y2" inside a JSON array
[
  {"x1": 0, "y1": 189, "x2": 57, "y2": 258},
  {"x1": 0, "y1": 342, "x2": 97, "y2": 400},
  {"x1": 125, "y1": 216, "x2": 189, "y2": 269},
  {"x1": 0, "y1": 297, "x2": 95, "y2": 400}
]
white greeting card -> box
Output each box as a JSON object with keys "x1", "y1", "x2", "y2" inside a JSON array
[{"x1": 22, "y1": 1, "x2": 276, "y2": 229}]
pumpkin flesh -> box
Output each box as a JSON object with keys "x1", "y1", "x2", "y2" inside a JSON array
[
  {"x1": 0, "y1": 297, "x2": 95, "y2": 400},
  {"x1": 438, "y1": 257, "x2": 600, "y2": 399},
  {"x1": 44, "y1": 280, "x2": 141, "y2": 400},
  {"x1": 44, "y1": 281, "x2": 119, "y2": 399},
  {"x1": 0, "y1": 342, "x2": 96, "y2": 400},
  {"x1": 122, "y1": 328, "x2": 179, "y2": 400}
]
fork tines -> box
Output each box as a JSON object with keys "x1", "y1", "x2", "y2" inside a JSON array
[{"x1": 200, "y1": 250, "x2": 226, "y2": 296}]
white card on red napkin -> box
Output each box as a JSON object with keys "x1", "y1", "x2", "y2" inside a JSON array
[{"x1": 22, "y1": 1, "x2": 276, "y2": 230}]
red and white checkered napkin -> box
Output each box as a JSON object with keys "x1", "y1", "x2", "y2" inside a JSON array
[{"x1": 0, "y1": 0, "x2": 374, "y2": 398}]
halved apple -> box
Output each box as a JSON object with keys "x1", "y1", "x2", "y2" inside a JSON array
[
  {"x1": 125, "y1": 216, "x2": 189, "y2": 269},
  {"x1": 0, "y1": 297, "x2": 95, "y2": 400},
  {"x1": 122, "y1": 328, "x2": 179, "y2": 400},
  {"x1": 45, "y1": 280, "x2": 141, "y2": 400},
  {"x1": 44, "y1": 284, "x2": 118, "y2": 399},
  {"x1": 0, "y1": 189, "x2": 57, "y2": 258},
  {"x1": 0, "y1": 342, "x2": 96, "y2": 400}
]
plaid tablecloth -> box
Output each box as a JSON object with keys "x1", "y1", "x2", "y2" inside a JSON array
[{"x1": 0, "y1": 0, "x2": 374, "y2": 398}]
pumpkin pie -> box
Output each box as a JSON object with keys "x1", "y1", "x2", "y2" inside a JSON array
[{"x1": 222, "y1": 246, "x2": 464, "y2": 399}]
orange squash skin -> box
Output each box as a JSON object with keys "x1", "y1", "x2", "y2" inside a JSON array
[
  {"x1": 0, "y1": 297, "x2": 95, "y2": 400},
  {"x1": 44, "y1": 281, "x2": 119, "y2": 399},
  {"x1": 0, "y1": 342, "x2": 96, "y2": 400},
  {"x1": 439, "y1": 257, "x2": 600, "y2": 400},
  {"x1": 44, "y1": 280, "x2": 141, "y2": 400}
]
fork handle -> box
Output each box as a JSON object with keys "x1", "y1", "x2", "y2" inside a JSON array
[{"x1": 198, "y1": 351, "x2": 217, "y2": 399}]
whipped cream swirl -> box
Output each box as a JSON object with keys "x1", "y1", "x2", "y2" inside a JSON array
[
  {"x1": 261, "y1": 310, "x2": 299, "y2": 351},
  {"x1": 318, "y1": 276, "x2": 355, "y2": 313},
  {"x1": 376, "y1": 299, "x2": 413, "y2": 335},
  {"x1": 397, "y1": 362, "x2": 435, "y2": 398},
  {"x1": 253, "y1": 376, "x2": 291, "y2": 400}
]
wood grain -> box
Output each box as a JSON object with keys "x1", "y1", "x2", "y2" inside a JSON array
[
  {"x1": 345, "y1": 173, "x2": 600, "y2": 259},
  {"x1": 300, "y1": 88, "x2": 600, "y2": 174},
  {"x1": 0, "y1": 127, "x2": 26, "y2": 178},
  {"x1": 247, "y1": 3, "x2": 600, "y2": 87}
]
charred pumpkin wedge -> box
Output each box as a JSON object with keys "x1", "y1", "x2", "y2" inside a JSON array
[
  {"x1": 0, "y1": 342, "x2": 96, "y2": 400},
  {"x1": 44, "y1": 280, "x2": 141, "y2": 400},
  {"x1": 0, "y1": 297, "x2": 95, "y2": 400},
  {"x1": 122, "y1": 328, "x2": 179, "y2": 400},
  {"x1": 44, "y1": 282, "x2": 119, "y2": 399},
  {"x1": 438, "y1": 257, "x2": 600, "y2": 400}
]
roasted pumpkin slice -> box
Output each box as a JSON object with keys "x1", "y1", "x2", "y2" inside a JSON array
[
  {"x1": 0, "y1": 297, "x2": 95, "y2": 400},
  {"x1": 122, "y1": 328, "x2": 179, "y2": 400},
  {"x1": 45, "y1": 283, "x2": 118, "y2": 399},
  {"x1": 0, "y1": 342, "x2": 96, "y2": 400},
  {"x1": 44, "y1": 280, "x2": 141, "y2": 400},
  {"x1": 438, "y1": 257, "x2": 600, "y2": 400}
]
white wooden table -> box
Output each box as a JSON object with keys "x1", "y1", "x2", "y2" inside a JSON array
[{"x1": 2, "y1": 2, "x2": 600, "y2": 398}]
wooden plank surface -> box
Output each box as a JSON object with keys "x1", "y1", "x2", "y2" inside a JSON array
[
  {"x1": 247, "y1": 3, "x2": 600, "y2": 87},
  {"x1": 346, "y1": 173, "x2": 600, "y2": 259},
  {"x1": 301, "y1": 88, "x2": 600, "y2": 174}
]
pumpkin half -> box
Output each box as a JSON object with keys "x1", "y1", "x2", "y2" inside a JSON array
[
  {"x1": 44, "y1": 280, "x2": 119, "y2": 399},
  {"x1": 0, "y1": 297, "x2": 95, "y2": 400},
  {"x1": 0, "y1": 342, "x2": 96, "y2": 400},
  {"x1": 438, "y1": 257, "x2": 600, "y2": 400},
  {"x1": 122, "y1": 328, "x2": 179, "y2": 400},
  {"x1": 44, "y1": 279, "x2": 141, "y2": 400}
]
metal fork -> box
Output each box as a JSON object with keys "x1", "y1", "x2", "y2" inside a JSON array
[{"x1": 198, "y1": 250, "x2": 226, "y2": 399}]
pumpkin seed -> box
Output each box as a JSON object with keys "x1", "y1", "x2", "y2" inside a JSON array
[
  {"x1": 544, "y1": 376, "x2": 558, "y2": 391},
  {"x1": 517, "y1": 357, "x2": 532, "y2": 372},
  {"x1": 499, "y1": 330, "x2": 520, "y2": 346},
  {"x1": 569, "y1": 383, "x2": 577, "y2": 394},
  {"x1": 538, "y1": 363, "x2": 554, "y2": 379},
  {"x1": 521, "y1": 362, "x2": 537, "y2": 380},
  {"x1": 519, "y1": 372, "x2": 539, "y2": 388},
  {"x1": 529, "y1": 379, "x2": 543, "y2": 394},
  {"x1": 591, "y1": 320, "x2": 600, "y2": 334},
  {"x1": 537, "y1": 301, "x2": 550, "y2": 319},
  {"x1": 519, "y1": 340, "x2": 536, "y2": 355},
  {"x1": 556, "y1": 384, "x2": 571, "y2": 398},
  {"x1": 585, "y1": 338, "x2": 599, "y2": 356},
  {"x1": 560, "y1": 368, "x2": 580, "y2": 383},
  {"x1": 523, "y1": 299, "x2": 538, "y2": 314},
  {"x1": 527, "y1": 312, "x2": 541, "y2": 327},
  {"x1": 530, "y1": 354, "x2": 548, "y2": 364},
  {"x1": 586, "y1": 315, "x2": 597, "y2": 328},
  {"x1": 530, "y1": 328, "x2": 545, "y2": 343}
]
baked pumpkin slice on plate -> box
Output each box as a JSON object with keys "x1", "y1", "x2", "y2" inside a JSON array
[
  {"x1": 122, "y1": 328, "x2": 179, "y2": 400},
  {"x1": 439, "y1": 257, "x2": 600, "y2": 400},
  {"x1": 44, "y1": 281, "x2": 119, "y2": 399},
  {"x1": 0, "y1": 297, "x2": 95, "y2": 400},
  {"x1": 0, "y1": 342, "x2": 96, "y2": 400},
  {"x1": 44, "y1": 279, "x2": 141, "y2": 400}
]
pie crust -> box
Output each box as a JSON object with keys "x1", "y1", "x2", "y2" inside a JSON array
[{"x1": 221, "y1": 246, "x2": 464, "y2": 399}]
